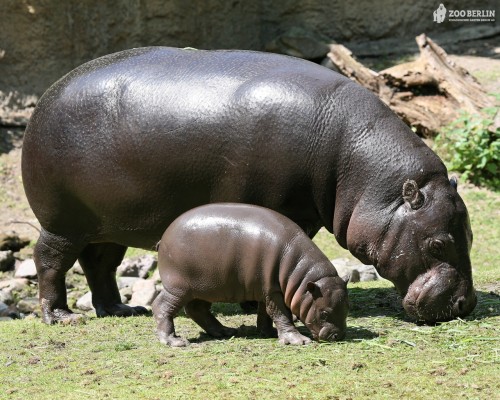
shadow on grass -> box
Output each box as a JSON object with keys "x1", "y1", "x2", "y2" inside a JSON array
[
  {"x1": 205, "y1": 287, "x2": 498, "y2": 323},
  {"x1": 189, "y1": 323, "x2": 378, "y2": 345}
]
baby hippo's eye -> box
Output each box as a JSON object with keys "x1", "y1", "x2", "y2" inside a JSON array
[{"x1": 430, "y1": 239, "x2": 445, "y2": 256}]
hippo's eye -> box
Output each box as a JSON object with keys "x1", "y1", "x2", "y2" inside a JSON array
[
  {"x1": 320, "y1": 311, "x2": 329, "y2": 320},
  {"x1": 430, "y1": 239, "x2": 445, "y2": 256}
]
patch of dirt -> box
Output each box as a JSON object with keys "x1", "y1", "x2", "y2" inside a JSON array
[{"x1": 0, "y1": 127, "x2": 39, "y2": 242}]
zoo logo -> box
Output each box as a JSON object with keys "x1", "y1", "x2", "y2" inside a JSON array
[
  {"x1": 433, "y1": 4, "x2": 446, "y2": 23},
  {"x1": 433, "y1": 3, "x2": 496, "y2": 23}
]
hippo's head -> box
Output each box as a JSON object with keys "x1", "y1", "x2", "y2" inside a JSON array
[
  {"x1": 302, "y1": 276, "x2": 349, "y2": 341},
  {"x1": 375, "y1": 177, "x2": 476, "y2": 322}
]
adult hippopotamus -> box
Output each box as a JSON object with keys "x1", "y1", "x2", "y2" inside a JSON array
[
  {"x1": 153, "y1": 203, "x2": 349, "y2": 346},
  {"x1": 22, "y1": 47, "x2": 476, "y2": 324}
]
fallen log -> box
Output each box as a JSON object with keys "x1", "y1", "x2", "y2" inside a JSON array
[{"x1": 325, "y1": 34, "x2": 495, "y2": 137}]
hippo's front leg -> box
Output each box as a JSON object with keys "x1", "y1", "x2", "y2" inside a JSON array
[
  {"x1": 152, "y1": 290, "x2": 190, "y2": 347},
  {"x1": 265, "y1": 293, "x2": 311, "y2": 345}
]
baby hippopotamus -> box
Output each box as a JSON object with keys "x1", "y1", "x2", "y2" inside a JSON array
[{"x1": 152, "y1": 203, "x2": 349, "y2": 346}]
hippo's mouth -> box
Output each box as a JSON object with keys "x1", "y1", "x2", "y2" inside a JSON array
[{"x1": 402, "y1": 266, "x2": 476, "y2": 323}]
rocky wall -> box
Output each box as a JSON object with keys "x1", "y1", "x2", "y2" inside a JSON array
[{"x1": 0, "y1": 0, "x2": 497, "y2": 123}]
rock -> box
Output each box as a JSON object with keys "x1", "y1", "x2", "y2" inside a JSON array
[
  {"x1": 129, "y1": 279, "x2": 159, "y2": 308},
  {"x1": 70, "y1": 261, "x2": 84, "y2": 275},
  {"x1": 76, "y1": 291, "x2": 128, "y2": 311},
  {"x1": 14, "y1": 259, "x2": 37, "y2": 279},
  {"x1": 330, "y1": 258, "x2": 380, "y2": 282},
  {"x1": 151, "y1": 268, "x2": 161, "y2": 283},
  {"x1": 119, "y1": 286, "x2": 133, "y2": 302},
  {"x1": 357, "y1": 264, "x2": 380, "y2": 282},
  {"x1": 265, "y1": 27, "x2": 332, "y2": 60},
  {"x1": 117, "y1": 255, "x2": 157, "y2": 279},
  {"x1": 0, "y1": 250, "x2": 15, "y2": 272},
  {"x1": 0, "y1": 289, "x2": 13, "y2": 304},
  {"x1": 0, "y1": 302, "x2": 19, "y2": 318},
  {"x1": 16, "y1": 297, "x2": 39, "y2": 314},
  {"x1": 349, "y1": 269, "x2": 361, "y2": 283},
  {"x1": 76, "y1": 292, "x2": 94, "y2": 311},
  {"x1": 0, "y1": 278, "x2": 30, "y2": 292},
  {"x1": 118, "y1": 277, "x2": 141, "y2": 289},
  {"x1": 0, "y1": 233, "x2": 30, "y2": 252}
]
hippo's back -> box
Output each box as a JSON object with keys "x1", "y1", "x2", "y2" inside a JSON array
[{"x1": 22, "y1": 47, "x2": 354, "y2": 248}]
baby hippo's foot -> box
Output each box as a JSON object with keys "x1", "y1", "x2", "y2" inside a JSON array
[
  {"x1": 279, "y1": 331, "x2": 312, "y2": 345},
  {"x1": 158, "y1": 333, "x2": 190, "y2": 347},
  {"x1": 208, "y1": 325, "x2": 238, "y2": 338}
]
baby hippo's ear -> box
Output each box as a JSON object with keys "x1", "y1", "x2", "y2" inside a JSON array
[
  {"x1": 341, "y1": 274, "x2": 351, "y2": 285},
  {"x1": 306, "y1": 281, "x2": 322, "y2": 299}
]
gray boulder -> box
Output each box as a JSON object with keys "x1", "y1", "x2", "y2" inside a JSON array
[
  {"x1": 16, "y1": 297, "x2": 39, "y2": 313},
  {"x1": 129, "y1": 279, "x2": 158, "y2": 308},
  {"x1": 117, "y1": 254, "x2": 157, "y2": 279},
  {"x1": 0, "y1": 289, "x2": 13, "y2": 304},
  {"x1": 330, "y1": 258, "x2": 381, "y2": 282},
  {"x1": 14, "y1": 259, "x2": 37, "y2": 279},
  {"x1": 117, "y1": 276, "x2": 141, "y2": 289},
  {"x1": 0, "y1": 278, "x2": 29, "y2": 292},
  {"x1": 76, "y1": 291, "x2": 94, "y2": 311}
]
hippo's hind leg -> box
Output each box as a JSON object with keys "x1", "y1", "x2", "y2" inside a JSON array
[
  {"x1": 265, "y1": 293, "x2": 311, "y2": 345},
  {"x1": 34, "y1": 229, "x2": 86, "y2": 324},
  {"x1": 185, "y1": 299, "x2": 237, "y2": 338},
  {"x1": 257, "y1": 302, "x2": 278, "y2": 338},
  {"x1": 78, "y1": 243, "x2": 148, "y2": 317},
  {"x1": 152, "y1": 289, "x2": 190, "y2": 347}
]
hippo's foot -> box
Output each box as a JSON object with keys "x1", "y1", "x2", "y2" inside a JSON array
[
  {"x1": 207, "y1": 325, "x2": 238, "y2": 338},
  {"x1": 278, "y1": 331, "x2": 312, "y2": 345},
  {"x1": 95, "y1": 303, "x2": 149, "y2": 318},
  {"x1": 158, "y1": 333, "x2": 190, "y2": 347},
  {"x1": 41, "y1": 305, "x2": 86, "y2": 325}
]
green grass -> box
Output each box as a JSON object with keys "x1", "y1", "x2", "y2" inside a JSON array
[{"x1": 0, "y1": 185, "x2": 498, "y2": 399}]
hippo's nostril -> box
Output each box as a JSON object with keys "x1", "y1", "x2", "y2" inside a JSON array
[
  {"x1": 453, "y1": 296, "x2": 466, "y2": 315},
  {"x1": 328, "y1": 333, "x2": 338, "y2": 341}
]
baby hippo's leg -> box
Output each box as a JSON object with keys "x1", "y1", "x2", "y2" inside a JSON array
[
  {"x1": 257, "y1": 302, "x2": 277, "y2": 338},
  {"x1": 152, "y1": 290, "x2": 190, "y2": 347},
  {"x1": 265, "y1": 293, "x2": 311, "y2": 345},
  {"x1": 185, "y1": 300, "x2": 237, "y2": 338}
]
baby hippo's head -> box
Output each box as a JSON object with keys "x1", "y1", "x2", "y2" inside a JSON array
[{"x1": 302, "y1": 276, "x2": 349, "y2": 341}]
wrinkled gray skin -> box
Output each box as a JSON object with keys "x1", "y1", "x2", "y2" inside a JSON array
[
  {"x1": 153, "y1": 203, "x2": 349, "y2": 346},
  {"x1": 22, "y1": 47, "x2": 476, "y2": 324}
]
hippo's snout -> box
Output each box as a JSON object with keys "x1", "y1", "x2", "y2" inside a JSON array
[
  {"x1": 403, "y1": 266, "x2": 476, "y2": 323},
  {"x1": 318, "y1": 326, "x2": 345, "y2": 342}
]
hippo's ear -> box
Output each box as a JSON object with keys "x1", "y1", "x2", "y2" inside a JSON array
[
  {"x1": 450, "y1": 176, "x2": 458, "y2": 190},
  {"x1": 402, "y1": 180, "x2": 424, "y2": 210},
  {"x1": 306, "y1": 282, "x2": 322, "y2": 299}
]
